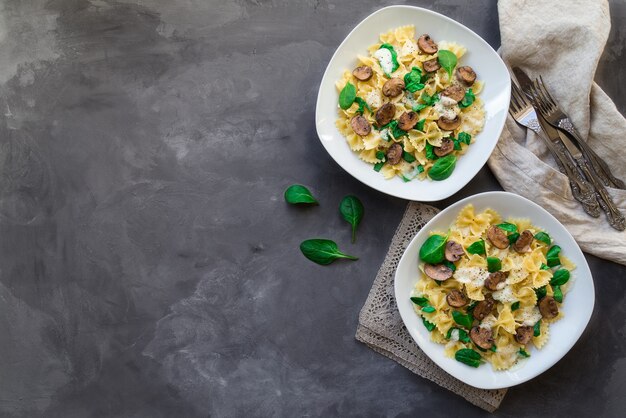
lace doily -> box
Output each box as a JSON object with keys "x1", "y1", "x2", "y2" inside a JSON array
[{"x1": 355, "y1": 202, "x2": 507, "y2": 412}]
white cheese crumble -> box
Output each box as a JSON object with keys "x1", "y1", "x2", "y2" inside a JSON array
[
  {"x1": 453, "y1": 267, "x2": 490, "y2": 288},
  {"x1": 365, "y1": 90, "x2": 382, "y2": 109},
  {"x1": 402, "y1": 92, "x2": 418, "y2": 109},
  {"x1": 492, "y1": 284, "x2": 516, "y2": 303},
  {"x1": 401, "y1": 40, "x2": 418, "y2": 56},
  {"x1": 380, "y1": 128, "x2": 390, "y2": 141},
  {"x1": 374, "y1": 48, "x2": 393, "y2": 75},
  {"x1": 450, "y1": 328, "x2": 460, "y2": 342},
  {"x1": 434, "y1": 101, "x2": 460, "y2": 121},
  {"x1": 518, "y1": 306, "x2": 542, "y2": 326},
  {"x1": 480, "y1": 315, "x2": 497, "y2": 330},
  {"x1": 439, "y1": 95, "x2": 457, "y2": 107}
]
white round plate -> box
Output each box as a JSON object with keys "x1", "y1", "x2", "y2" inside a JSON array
[
  {"x1": 394, "y1": 192, "x2": 594, "y2": 389},
  {"x1": 315, "y1": 5, "x2": 510, "y2": 201}
]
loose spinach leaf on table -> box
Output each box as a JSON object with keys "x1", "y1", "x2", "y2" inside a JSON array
[
  {"x1": 428, "y1": 154, "x2": 457, "y2": 181},
  {"x1": 338, "y1": 82, "x2": 356, "y2": 110},
  {"x1": 300, "y1": 239, "x2": 358, "y2": 265},
  {"x1": 339, "y1": 195, "x2": 364, "y2": 243},
  {"x1": 455, "y1": 348, "x2": 483, "y2": 368},
  {"x1": 284, "y1": 184, "x2": 319, "y2": 205},
  {"x1": 419, "y1": 234, "x2": 447, "y2": 264},
  {"x1": 437, "y1": 50, "x2": 457, "y2": 77},
  {"x1": 467, "y1": 239, "x2": 486, "y2": 255},
  {"x1": 534, "y1": 231, "x2": 551, "y2": 246}
]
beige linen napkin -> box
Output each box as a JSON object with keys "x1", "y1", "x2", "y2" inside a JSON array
[{"x1": 490, "y1": 0, "x2": 626, "y2": 265}]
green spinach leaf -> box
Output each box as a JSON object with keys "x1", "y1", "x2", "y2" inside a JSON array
[
  {"x1": 402, "y1": 151, "x2": 416, "y2": 163},
  {"x1": 518, "y1": 349, "x2": 530, "y2": 358},
  {"x1": 443, "y1": 260, "x2": 457, "y2": 272},
  {"x1": 508, "y1": 232, "x2": 520, "y2": 245},
  {"x1": 419, "y1": 234, "x2": 447, "y2": 264},
  {"x1": 533, "y1": 320, "x2": 541, "y2": 337},
  {"x1": 412, "y1": 92, "x2": 440, "y2": 112},
  {"x1": 284, "y1": 184, "x2": 319, "y2": 205},
  {"x1": 422, "y1": 317, "x2": 436, "y2": 332},
  {"x1": 410, "y1": 296, "x2": 429, "y2": 307},
  {"x1": 428, "y1": 154, "x2": 457, "y2": 181},
  {"x1": 497, "y1": 222, "x2": 518, "y2": 233},
  {"x1": 550, "y1": 268, "x2": 570, "y2": 286},
  {"x1": 490, "y1": 345, "x2": 497, "y2": 353},
  {"x1": 403, "y1": 67, "x2": 425, "y2": 92},
  {"x1": 300, "y1": 239, "x2": 358, "y2": 265},
  {"x1": 553, "y1": 285, "x2": 563, "y2": 303},
  {"x1": 458, "y1": 88, "x2": 475, "y2": 108},
  {"x1": 416, "y1": 118, "x2": 426, "y2": 131},
  {"x1": 546, "y1": 245, "x2": 561, "y2": 267},
  {"x1": 422, "y1": 306, "x2": 436, "y2": 313},
  {"x1": 455, "y1": 348, "x2": 483, "y2": 368},
  {"x1": 339, "y1": 195, "x2": 364, "y2": 243},
  {"x1": 339, "y1": 82, "x2": 356, "y2": 110},
  {"x1": 467, "y1": 239, "x2": 486, "y2": 255},
  {"x1": 540, "y1": 263, "x2": 550, "y2": 270},
  {"x1": 534, "y1": 231, "x2": 551, "y2": 246},
  {"x1": 354, "y1": 96, "x2": 371, "y2": 114},
  {"x1": 535, "y1": 286, "x2": 547, "y2": 300},
  {"x1": 437, "y1": 50, "x2": 457, "y2": 77},
  {"x1": 458, "y1": 131, "x2": 471, "y2": 145},
  {"x1": 511, "y1": 301, "x2": 520, "y2": 311},
  {"x1": 452, "y1": 311, "x2": 473, "y2": 329},
  {"x1": 374, "y1": 151, "x2": 386, "y2": 172},
  {"x1": 487, "y1": 256, "x2": 501, "y2": 272},
  {"x1": 425, "y1": 142, "x2": 438, "y2": 160}
]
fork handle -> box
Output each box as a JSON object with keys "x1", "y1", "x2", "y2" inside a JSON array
[
  {"x1": 549, "y1": 139, "x2": 601, "y2": 217},
  {"x1": 558, "y1": 120, "x2": 626, "y2": 189},
  {"x1": 575, "y1": 156, "x2": 626, "y2": 231}
]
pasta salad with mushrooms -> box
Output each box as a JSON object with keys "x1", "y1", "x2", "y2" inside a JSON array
[
  {"x1": 411, "y1": 204, "x2": 575, "y2": 370},
  {"x1": 335, "y1": 25, "x2": 485, "y2": 182}
]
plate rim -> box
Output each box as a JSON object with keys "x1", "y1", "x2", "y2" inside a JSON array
[
  {"x1": 314, "y1": 5, "x2": 511, "y2": 201},
  {"x1": 393, "y1": 191, "x2": 595, "y2": 389}
]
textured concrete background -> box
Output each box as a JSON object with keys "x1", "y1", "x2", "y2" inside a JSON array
[{"x1": 0, "y1": 0, "x2": 625, "y2": 417}]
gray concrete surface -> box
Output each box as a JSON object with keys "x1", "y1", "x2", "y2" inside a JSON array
[{"x1": 0, "y1": 0, "x2": 625, "y2": 417}]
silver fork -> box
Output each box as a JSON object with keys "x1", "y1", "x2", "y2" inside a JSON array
[
  {"x1": 509, "y1": 82, "x2": 600, "y2": 217},
  {"x1": 529, "y1": 76, "x2": 626, "y2": 189},
  {"x1": 527, "y1": 80, "x2": 626, "y2": 231}
]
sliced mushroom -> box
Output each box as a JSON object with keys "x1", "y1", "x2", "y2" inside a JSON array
[
  {"x1": 441, "y1": 85, "x2": 465, "y2": 103},
  {"x1": 456, "y1": 66, "x2": 477, "y2": 86},
  {"x1": 470, "y1": 326, "x2": 494, "y2": 350},
  {"x1": 513, "y1": 230, "x2": 534, "y2": 253},
  {"x1": 423, "y1": 58, "x2": 441, "y2": 73},
  {"x1": 375, "y1": 103, "x2": 396, "y2": 126},
  {"x1": 350, "y1": 115, "x2": 371, "y2": 136},
  {"x1": 473, "y1": 296, "x2": 495, "y2": 321},
  {"x1": 514, "y1": 325, "x2": 534, "y2": 345},
  {"x1": 386, "y1": 143, "x2": 403, "y2": 165},
  {"x1": 538, "y1": 296, "x2": 559, "y2": 319},
  {"x1": 382, "y1": 77, "x2": 405, "y2": 97},
  {"x1": 424, "y1": 263, "x2": 454, "y2": 281},
  {"x1": 437, "y1": 116, "x2": 461, "y2": 131},
  {"x1": 434, "y1": 138, "x2": 454, "y2": 157},
  {"x1": 487, "y1": 225, "x2": 509, "y2": 249},
  {"x1": 352, "y1": 65, "x2": 373, "y2": 81},
  {"x1": 446, "y1": 289, "x2": 468, "y2": 308},
  {"x1": 398, "y1": 111, "x2": 419, "y2": 131},
  {"x1": 417, "y1": 34, "x2": 438, "y2": 55},
  {"x1": 445, "y1": 240, "x2": 465, "y2": 262},
  {"x1": 484, "y1": 271, "x2": 508, "y2": 291}
]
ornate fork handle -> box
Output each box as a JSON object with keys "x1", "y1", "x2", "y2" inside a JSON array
[
  {"x1": 575, "y1": 155, "x2": 626, "y2": 231},
  {"x1": 558, "y1": 119, "x2": 626, "y2": 189},
  {"x1": 549, "y1": 139, "x2": 600, "y2": 217}
]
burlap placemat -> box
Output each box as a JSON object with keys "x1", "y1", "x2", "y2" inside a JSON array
[{"x1": 355, "y1": 202, "x2": 507, "y2": 412}]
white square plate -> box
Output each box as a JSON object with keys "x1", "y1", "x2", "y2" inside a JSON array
[
  {"x1": 394, "y1": 191, "x2": 595, "y2": 389},
  {"x1": 315, "y1": 5, "x2": 510, "y2": 201}
]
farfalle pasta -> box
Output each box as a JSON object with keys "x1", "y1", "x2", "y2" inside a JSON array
[
  {"x1": 411, "y1": 205, "x2": 574, "y2": 370},
  {"x1": 335, "y1": 26, "x2": 486, "y2": 181}
]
